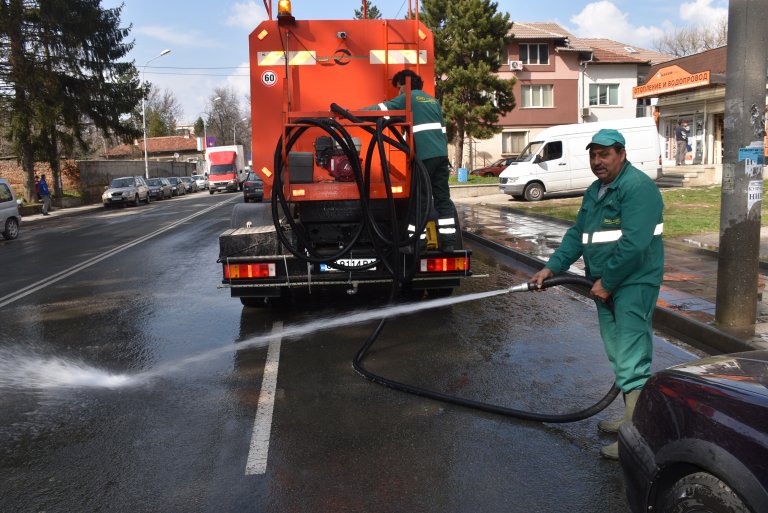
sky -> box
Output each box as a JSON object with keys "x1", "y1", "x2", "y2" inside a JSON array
[{"x1": 102, "y1": 0, "x2": 728, "y2": 124}]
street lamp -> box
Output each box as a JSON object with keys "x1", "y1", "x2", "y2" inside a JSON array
[
  {"x1": 234, "y1": 117, "x2": 248, "y2": 145},
  {"x1": 212, "y1": 96, "x2": 224, "y2": 146},
  {"x1": 142, "y1": 48, "x2": 171, "y2": 179}
]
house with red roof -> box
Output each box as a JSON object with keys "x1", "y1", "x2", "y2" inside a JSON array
[{"x1": 468, "y1": 22, "x2": 672, "y2": 169}]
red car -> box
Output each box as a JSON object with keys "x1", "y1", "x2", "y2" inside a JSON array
[
  {"x1": 619, "y1": 350, "x2": 768, "y2": 513},
  {"x1": 469, "y1": 157, "x2": 518, "y2": 177}
]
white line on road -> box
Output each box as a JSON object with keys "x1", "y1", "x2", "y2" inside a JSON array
[
  {"x1": 245, "y1": 321, "x2": 283, "y2": 476},
  {"x1": 0, "y1": 197, "x2": 237, "y2": 309}
]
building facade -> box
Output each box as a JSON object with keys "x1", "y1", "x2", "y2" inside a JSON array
[{"x1": 466, "y1": 22, "x2": 671, "y2": 170}]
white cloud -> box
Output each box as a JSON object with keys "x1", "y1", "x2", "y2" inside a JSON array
[
  {"x1": 679, "y1": 0, "x2": 727, "y2": 26},
  {"x1": 569, "y1": 1, "x2": 665, "y2": 48},
  {"x1": 227, "y1": 1, "x2": 268, "y2": 30},
  {"x1": 137, "y1": 26, "x2": 223, "y2": 49}
]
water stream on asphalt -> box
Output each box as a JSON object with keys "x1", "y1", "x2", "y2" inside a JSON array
[{"x1": 0, "y1": 288, "x2": 512, "y2": 391}]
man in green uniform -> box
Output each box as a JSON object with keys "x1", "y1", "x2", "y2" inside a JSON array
[
  {"x1": 530, "y1": 128, "x2": 664, "y2": 460},
  {"x1": 362, "y1": 69, "x2": 456, "y2": 252}
]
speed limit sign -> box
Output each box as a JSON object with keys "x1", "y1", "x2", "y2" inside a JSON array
[{"x1": 261, "y1": 70, "x2": 277, "y2": 87}]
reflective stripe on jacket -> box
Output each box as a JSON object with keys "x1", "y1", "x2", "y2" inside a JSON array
[
  {"x1": 545, "y1": 160, "x2": 664, "y2": 292},
  {"x1": 362, "y1": 90, "x2": 448, "y2": 160}
]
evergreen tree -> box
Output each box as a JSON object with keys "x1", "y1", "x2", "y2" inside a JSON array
[
  {"x1": 420, "y1": 0, "x2": 515, "y2": 168},
  {"x1": 0, "y1": 0, "x2": 142, "y2": 201},
  {"x1": 354, "y1": 1, "x2": 381, "y2": 20}
]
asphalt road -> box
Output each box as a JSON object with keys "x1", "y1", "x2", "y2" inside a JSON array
[{"x1": 0, "y1": 192, "x2": 700, "y2": 512}]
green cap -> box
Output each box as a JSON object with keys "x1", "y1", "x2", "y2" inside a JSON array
[{"x1": 586, "y1": 128, "x2": 626, "y2": 149}]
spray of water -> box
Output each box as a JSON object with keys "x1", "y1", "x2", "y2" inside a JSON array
[{"x1": 0, "y1": 288, "x2": 510, "y2": 391}]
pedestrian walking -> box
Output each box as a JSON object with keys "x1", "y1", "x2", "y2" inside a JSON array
[
  {"x1": 38, "y1": 174, "x2": 51, "y2": 215},
  {"x1": 529, "y1": 128, "x2": 664, "y2": 460},
  {"x1": 362, "y1": 69, "x2": 456, "y2": 252},
  {"x1": 674, "y1": 120, "x2": 689, "y2": 166}
]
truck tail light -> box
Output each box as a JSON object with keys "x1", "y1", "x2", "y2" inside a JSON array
[
  {"x1": 224, "y1": 263, "x2": 276, "y2": 279},
  {"x1": 420, "y1": 256, "x2": 469, "y2": 273}
]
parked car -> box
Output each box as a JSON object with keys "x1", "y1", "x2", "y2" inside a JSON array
[
  {"x1": 192, "y1": 174, "x2": 209, "y2": 190},
  {"x1": 180, "y1": 176, "x2": 198, "y2": 193},
  {"x1": 0, "y1": 177, "x2": 22, "y2": 240},
  {"x1": 242, "y1": 171, "x2": 264, "y2": 203},
  {"x1": 102, "y1": 176, "x2": 150, "y2": 208},
  {"x1": 470, "y1": 157, "x2": 518, "y2": 177},
  {"x1": 146, "y1": 178, "x2": 172, "y2": 200},
  {"x1": 167, "y1": 177, "x2": 186, "y2": 196},
  {"x1": 619, "y1": 350, "x2": 768, "y2": 513}
]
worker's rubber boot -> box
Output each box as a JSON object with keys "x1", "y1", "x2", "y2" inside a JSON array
[
  {"x1": 599, "y1": 389, "x2": 642, "y2": 460},
  {"x1": 597, "y1": 389, "x2": 641, "y2": 434}
]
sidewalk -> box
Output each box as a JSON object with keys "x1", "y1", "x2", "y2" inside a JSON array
[{"x1": 453, "y1": 193, "x2": 768, "y2": 355}]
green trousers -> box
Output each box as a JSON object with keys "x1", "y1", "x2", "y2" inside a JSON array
[{"x1": 595, "y1": 283, "x2": 659, "y2": 392}]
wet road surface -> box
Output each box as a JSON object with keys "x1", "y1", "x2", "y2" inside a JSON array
[{"x1": 0, "y1": 193, "x2": 701, "y2": 512}]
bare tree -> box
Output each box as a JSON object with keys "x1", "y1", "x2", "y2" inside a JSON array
[
  {"x1": 653, "y1": 17, "x2": 727, "y2": 57},
  {"x1": 206, "y1": 87, "x2": 243, "y2": 146}
]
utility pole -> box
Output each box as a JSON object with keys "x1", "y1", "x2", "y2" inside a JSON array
[{"x1": 715, "y1": 0, "x2": 768, "y2": 328}]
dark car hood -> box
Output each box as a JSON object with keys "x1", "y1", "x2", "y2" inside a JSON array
[{"x1": 666, "y1": 350, "x2": 768, "y2": 397}]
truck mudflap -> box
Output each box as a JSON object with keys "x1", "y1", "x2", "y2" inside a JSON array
[{"x1": 219, "y1": 250, "x2": 472, "y2": 296}]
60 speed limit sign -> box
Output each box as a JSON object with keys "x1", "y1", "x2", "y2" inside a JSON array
[{"x1": 261, "y1": 70, "x2": 277, "y2": 87}]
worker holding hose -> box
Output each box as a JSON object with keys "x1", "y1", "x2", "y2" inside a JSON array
[
  {"x1": 362, "y1": 69, "x2": 456, "y2": 253},
  {"x1": 529, "y1": 129, "x2": 664, "y2": 460}
]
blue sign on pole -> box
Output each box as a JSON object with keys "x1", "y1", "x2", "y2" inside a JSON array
[{"x1": 206, "y1": 136, "x2": 217, "y2": 148}]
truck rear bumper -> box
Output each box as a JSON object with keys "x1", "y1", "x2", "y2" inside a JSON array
[{"x1": 219, "y1": 251, "x2": 472, "y2": 297}]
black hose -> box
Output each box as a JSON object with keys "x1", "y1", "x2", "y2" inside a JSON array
[
  {"x1": 352, "y1": 275, "x2": 621, "y2": 423},
  {"x1": 272, "y1": 108, "x2": 620, "y2": 423}
]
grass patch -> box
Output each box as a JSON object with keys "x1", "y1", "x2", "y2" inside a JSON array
[
  {"x1": 509, "y1": 184, "x2": 768, "y2": 239},
  {"x1": 448, "y1": 174, "x2": 498, "y2": 185}
]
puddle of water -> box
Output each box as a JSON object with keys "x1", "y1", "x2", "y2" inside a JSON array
[{"x1": 0, "y1": 288, "x2": 511, "y2": 391}]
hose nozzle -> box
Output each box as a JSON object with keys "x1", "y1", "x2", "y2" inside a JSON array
[{"x1": 508, "y1": 282, "x2": 534, "y2": 293}]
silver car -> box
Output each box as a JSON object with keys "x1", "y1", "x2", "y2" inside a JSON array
[
  {"x1": 102, "y1": 176, "x2": 151, "y2": 208},
  {"x1": 192, "y1": 174, "x2": 209, "y2": 190},
  {"x1": 0, "y1": 177, "x2": 22, "y2": 240}
]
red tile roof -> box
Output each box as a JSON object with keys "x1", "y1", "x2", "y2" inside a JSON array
[
  {"x1": 510, "y1": 22, "x2": 573, "y2": 40},
  {"x1": 574, "y1": 38, "x2": 673, "y2": 65},
  {"x1": 105, "y1": 135, "x2": 199, "y2": 159}
]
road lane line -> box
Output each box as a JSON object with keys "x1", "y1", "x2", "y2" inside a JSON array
[
  {"x1": 0, "y1": 197, "x2": 238, "y2": 309},
  {"x1": 245, "y1": 321, "x2": 283, "y2": 475}
]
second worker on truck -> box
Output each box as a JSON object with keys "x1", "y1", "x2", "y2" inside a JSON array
[{"x1": 362, "y1": 69, "x2": 456, "y2": 252}]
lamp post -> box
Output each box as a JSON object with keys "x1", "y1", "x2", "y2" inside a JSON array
[
  {"x1": 233, "y1": 117, "x2": 248, "y2": 145},
  {"x1": 212, "y1": 96, "x2": 223, "y2": 145},
  {"x1": 142, "y1": 48, "x2": 171, "y2": 179}
]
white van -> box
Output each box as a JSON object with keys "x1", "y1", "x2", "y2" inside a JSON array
[{"x1": 499, "y1": 117, "x2": 661, "y2": 201}]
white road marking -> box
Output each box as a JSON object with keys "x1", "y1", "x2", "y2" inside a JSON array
[
  {"x1": 0, "y1": 197, "x2": 237, "y2": 309},
  {"x1": 245, "y1": 321, "x2": 283, "y2": 475}
]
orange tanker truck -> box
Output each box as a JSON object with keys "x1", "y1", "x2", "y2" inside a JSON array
[{"x1": 218, "y1": 0, "x2": 473, "y2": 307}]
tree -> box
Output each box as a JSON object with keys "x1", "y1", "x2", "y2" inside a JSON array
[
  {"x1": 420, "y1": 0, "x2": 515, "y2": 168},
  {"x1": 144, "y1": 86, "x2": 183, "y2": 137},
  {"x1": 354, "y1": 1, "x2": 381, "y2": 20},
  {"x1": 0, "y1": 0, "x2": 142, "y2": 201},
  {"x1": 206, "y1": 87, "x2": 243, "y2": 146},
  {"x1": 653, "y1": 17, "x2": 727, "y2": 57}
]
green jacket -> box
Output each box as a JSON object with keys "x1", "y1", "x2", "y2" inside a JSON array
[
  {"x1": 545, "y1": 160, "x2": 664, "y2": 292},
  {"x1": 362, "y1": 90, "x2": 448, "y2": 160}
]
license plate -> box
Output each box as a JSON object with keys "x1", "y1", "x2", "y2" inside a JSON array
[{"x1": 320, "y1": 258, "x2": 377, "y2": 272}]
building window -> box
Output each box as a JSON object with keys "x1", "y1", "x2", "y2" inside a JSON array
[
  {"x1": 520, "y1": 44, "x2": 549, "y2": 65},
  {"x1": 589, "y1": 84, "x2": 619, "y2": 106},
  {"x1": 521, "y1": 84, "x2": 553, "y2": 108},
  {"x1": 502, "y1": 132, "x2": 527, "y2": 154}
]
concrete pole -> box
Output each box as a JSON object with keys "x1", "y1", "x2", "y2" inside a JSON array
[{"x1": 715, "y1": 0, "x2": 768, "y2": 328}]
